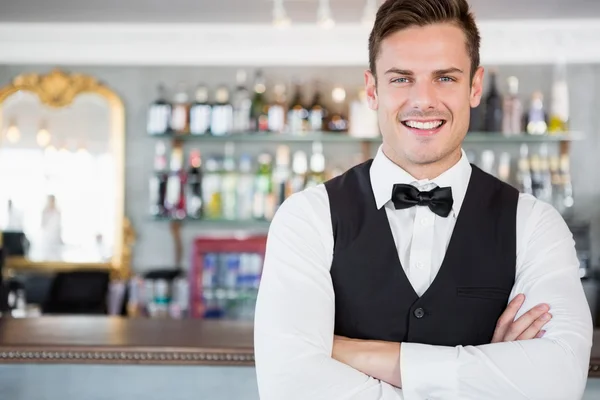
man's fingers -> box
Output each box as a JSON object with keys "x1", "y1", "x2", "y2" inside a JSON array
[
  {"x1": 505, "y1": 303, "x2": 550, "y2": 341},
  {"x1": 535, "y1": 330, "x2": 547, "y2": 339},
  {"x1": 515, "y1": 313, "x2": 552, "y2": 341},
  {"x1": 491, "y1": 294, "x2": 525, "y2": 343}
]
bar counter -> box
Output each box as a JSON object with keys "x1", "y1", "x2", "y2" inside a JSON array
[
  {"x1": 0, "y1": 316, "x2": 254, "y2": 366},
  {"x1": 0, "y1": 317, "x2": 598, "y2": 400}
]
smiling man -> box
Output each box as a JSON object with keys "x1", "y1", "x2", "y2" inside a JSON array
[{"x1": 254, "y1": 0, "x2": 593, "y2": 399}]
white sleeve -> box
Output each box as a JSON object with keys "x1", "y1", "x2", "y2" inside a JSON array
[
  {"x1": 400, "y1": 196, "x2": 593, "y2": 400},
  {"x1": 254, "y1": 186, "x2": 405, "y2": 400}
]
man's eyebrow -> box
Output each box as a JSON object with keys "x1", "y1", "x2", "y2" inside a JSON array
[
  {"x1": 384, "y1": 68, "x2": 414, "y2": 75},
  {"x1": 433, "y1": 67, "x2": 464, "y2": 75},
  {"x1": 383, "y1": 67, "x2": 464, "y2": 76}
]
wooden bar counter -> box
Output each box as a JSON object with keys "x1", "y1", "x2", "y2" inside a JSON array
[
  {"x1": 0, "y1": 317, "x2": 598, "y2": 400},
  {"x1": 0, "y1": 316, "x2": 254, "y2": 366}
]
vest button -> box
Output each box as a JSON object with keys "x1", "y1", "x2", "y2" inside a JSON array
[{"x1": 413, "y1": 308, "x2": 425, "y2": 319}]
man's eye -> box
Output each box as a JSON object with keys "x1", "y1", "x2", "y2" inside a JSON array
[
  {"x1": 391, "y1": 77, "x2": 410, "y2": 83},
  {"x1": 439, "y1": 76, "x2": 456, "y2": 82}
]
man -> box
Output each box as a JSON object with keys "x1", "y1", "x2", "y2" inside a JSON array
[{"x1": 254, "y1": 0, "x2": 593, "y2": 398}]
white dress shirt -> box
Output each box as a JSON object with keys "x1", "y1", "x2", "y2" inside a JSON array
[{"x1": 254, "y1": 146, "x2": 593, "y2": 400}]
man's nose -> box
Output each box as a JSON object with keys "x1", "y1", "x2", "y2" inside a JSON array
[{"x1": 409, "y1": 81, "x2": 438, "y2": 110}]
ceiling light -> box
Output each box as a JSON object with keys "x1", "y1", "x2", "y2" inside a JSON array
[
  {"x1": 317, "y1": 0, "x2": 335, "y2": 29},
  {"x1": 362, "y1": 0, "x2": 378, "y2": 27},
  {"x1": 273, "y1": 0, "x2": 291, "y2": 29}
]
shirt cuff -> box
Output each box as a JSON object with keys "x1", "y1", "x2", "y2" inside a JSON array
[{"x1": 401, "y1": 343, "x2": 459, "y2": 400}]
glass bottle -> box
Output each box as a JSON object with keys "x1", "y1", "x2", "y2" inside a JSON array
[
  {"x1": 189, "y1": 84, "x2": 212, "y2": 135},
  {"x1": 210, "y1": 86, "x2": 234, "y2": 136},
  {"x1": 147, "y1": 84, "x2": 171, "y2": 135},
  {"x1": 484, "y1": 71, "x2": 503, "y2": 133},
  {"x1": 232, "y1": 70, "x2": 252, "y2": 134},
  {"x1": 170, "y1": 83, "x2": 191, "y2": 135}
]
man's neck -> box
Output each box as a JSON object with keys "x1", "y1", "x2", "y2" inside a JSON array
[{"x1": 382, "y1": 144, "x2": 462, "y2": 181}]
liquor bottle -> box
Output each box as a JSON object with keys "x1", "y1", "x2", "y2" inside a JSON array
[
  {"x1": 289, "y1": 151, "x2": 308, "y2": 194},
  {"x1": 349, "y1": 88, "x2": 379, "y2": 138},
  {"x1": 497, "y1": 152, "x2": 511, "y2": 184},
  {"x1": 530, "y1": 153, "x2": 543, "y2": 200},
  {"x1": 327, "y1": 87, "x2": 349, "y2": 132},
  {"x1": 210, "y1": 86, "x2": 234, "y2": 136},
  {"x1": 288, "y1": 82, "x2": 309, "y2": 134},
  {"x1": 550, "y1": 155, "x2": 563, "y2": 212},
  {"x1": 189, "y1": 84, "x2": 212, "y2": 135},
  {"x1": 185, "y1": 149, "x2": 203, "y2": 219},
  {"x1": 272, "y1": 145, "x2": 291, "y2": 209},
  {"x1": 524, "y1": 91, "x2": 548, "y2": 135},
  {"x1": 232, "y1": 70, "x2": 252, "y2": 133},
  {"x1": 537, "y1": 144, "x2": 553, "y2": 204},
  {"x1": 501, "y1": 76, "x2": 523, "y2": 135},
  {"x1": 165, "y1": 146, "x2": 186, "y2": 219},
  {"x1": 170, "y1": 83, "x2": 191, "y2": 135},
  {"x1": 517, "y1": 144, "x2": 533, "y2": 195},
  {"x1": 253, "y1": 153, "x2": 273, "y2": 220},
  {"x1": 479, "y1": 150, "x2": 495, "y2": 176},
  {"x1": 268, "y1": 84, "x2": 287, "y2": 133},
  {"x1": 483, "y1": 71, "x2": 503, "y2": 133},
  {"x1": 237, "y1": 154, "x2": 255, "y2": 221},
  {"x1": 559, "y1": 154, "x2": 574, "y2": 216},
  {"x1": 147, "y1": 84, "x2": 172, "y2": 135},
  {"x1": 306, "y1": 142, "x2": 326, "y2": 187},
  {"x1": 202, "y1": 156, "x2": 223, "y2": 220},
  {"x1": 149, "y1": 141, "x2": 169, "y2": 217},
  {"x1": 250, "y1": 70, "x2": 269, "y2": 133},
  {"x1": 221, "y1": 142, "x2": 238, "y2": 221},
  {"x1": 548, "y1": 61, "x2": 570, "y2": 133},
  {"x1": 308, "y1": 82, "x2": 327, "y2": 132}
]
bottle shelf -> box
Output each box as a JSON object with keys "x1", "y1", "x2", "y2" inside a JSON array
[
  {"x1": 148, "y1": 131, "x2": 584, "y2": 144},
  {"x1": 152, "y1": 216, "x2": 271, "y2": 230}
]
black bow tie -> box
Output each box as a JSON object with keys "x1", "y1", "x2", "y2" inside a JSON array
[{"x1": 391, "y1": 184, "x2": 454, "y2": 218}]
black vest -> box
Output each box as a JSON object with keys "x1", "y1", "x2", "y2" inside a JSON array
[{"x1": 324, "y1": 161, "x2": 518, "y2": 346}]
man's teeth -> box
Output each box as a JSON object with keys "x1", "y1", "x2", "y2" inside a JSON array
[{"x1": 404, "y1": 120, "x2": 443, "y2": 130}]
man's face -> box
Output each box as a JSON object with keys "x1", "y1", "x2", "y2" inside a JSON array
[{"x1": 365, "y1": 23, "x2": 484, "y2": 167}]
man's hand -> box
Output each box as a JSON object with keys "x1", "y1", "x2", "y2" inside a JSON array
[
  {"x1": 332, "y1": 336, "x2": 402, "y2": 388},
  {"x1": 491, "y1": 293, "x2": 552, "y2": 343}
]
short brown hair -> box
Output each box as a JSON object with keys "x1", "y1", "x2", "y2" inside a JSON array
[{"x1": 368, "y1": 0, "x2": 480, "y2": 80}]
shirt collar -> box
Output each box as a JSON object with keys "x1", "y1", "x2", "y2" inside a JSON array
[{"x1": 369, "y1": 145, "x2": 472, "y2": 218}]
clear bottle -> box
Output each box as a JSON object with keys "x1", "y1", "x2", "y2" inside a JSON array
[
  {"x1": 268, "y1": 84, "x2": 287, "y2": 133},
  {"x1": 525, "y1": 92, "x2": 548, "y2": 135},
  {"x1": 165, "y1": 146, "x2": 186, "y2": 220},
  {"x1": 237, "y1": 155, "x2": 255, "y2": 221},
  {"x1": 147, "y1": 84, "x2": 172, "y2": 135},
  {"x1": 501, "y1": 76, "x2": 523, "y2": 135},
  {"x1": 210, "y1": 86, "x2": 234, "y2": 136},
  {"x1": 272, "y1": 145, "x2": 291, "y2": 209},
  {"x1": 538, "y1": 144, "x2": 553, "y2": 204},
  {"x1": 306, "y1": 142, "x2": 326, "y2": 187},
  {"x1": 232, "y1": 70, "x2": 252, "y2": 133},
  {"x1": 253, "y1": 153, "x2": 273, "y2": 220},
  {"x1": 170, "y1": 83, "x2": 191, "y2": 134},
  {"x1": 548, "y1": 61, "x2": 570, "y2": 134},
  {"x1": 221, "y1": 142, "x2": 238, "y2": 221},
  {"x1": 189, "y1": 84, "x2": 212, "y2": 135},
  {"x1": 517, "y1": 144, "x2": 533, "y2": 195},
  {"x1": 289, "y1": 151, "x2": 308, "y2": 194},
  {"x1": 202, "y1": 156, "x2": 223, "y2": 219}
]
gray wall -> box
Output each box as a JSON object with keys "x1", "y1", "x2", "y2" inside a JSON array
[{"x1": 0, "y1": 64, "x2": 598, "y2": 274}]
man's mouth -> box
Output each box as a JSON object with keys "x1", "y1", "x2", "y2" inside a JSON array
[{"x1": 400, "y1": 119, "x2": 446, "y2": 130}]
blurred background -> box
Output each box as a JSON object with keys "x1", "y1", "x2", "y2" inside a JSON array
[{"x1": 0, "y1": 1, "x2": 599, "y2": 398}]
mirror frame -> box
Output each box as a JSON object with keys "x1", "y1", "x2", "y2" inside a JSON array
[{"x1": 0, "y1": 68, "x2": 133, "y2": 279}]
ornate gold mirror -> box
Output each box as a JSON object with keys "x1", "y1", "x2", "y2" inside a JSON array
[{"x1": 0, "y1": 69, "x2": 132, "y2": 278}]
